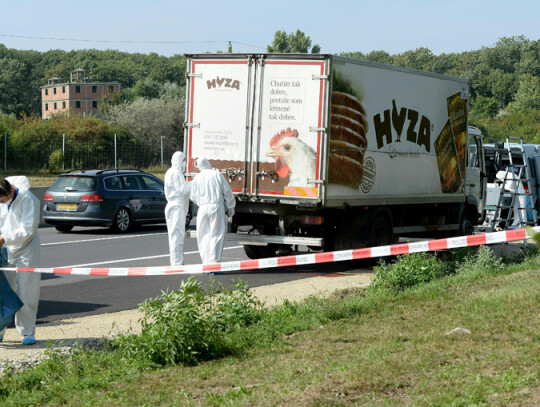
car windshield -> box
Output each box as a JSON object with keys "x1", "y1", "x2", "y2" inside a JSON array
[{"x1": 49, "y1": 175, "x2": 97, "y2": 192}]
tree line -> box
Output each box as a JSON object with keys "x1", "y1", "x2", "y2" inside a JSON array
[{"x1": 0, "y1": 32, "x2": 538, "y2": 170}]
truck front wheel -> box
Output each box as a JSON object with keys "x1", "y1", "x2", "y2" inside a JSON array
[{"x1": 458, "y1": 208, "x2": 476, "y2": 236}]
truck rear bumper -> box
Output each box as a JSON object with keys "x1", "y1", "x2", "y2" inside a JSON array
[{"x1": 185, "y1": 230, "x2": 324, "y2": 247}]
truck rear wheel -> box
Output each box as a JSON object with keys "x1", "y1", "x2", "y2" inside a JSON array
[
  {"x1": 368, "y1": 216, "x2": 393, "y2": 247},
  {"x1": 243, "y1": 244, "x2": 278, "y2": 259}
]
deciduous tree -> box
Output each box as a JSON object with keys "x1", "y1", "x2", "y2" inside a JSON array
[{"x1": 267, "y1": 30, "x2": 320, "y2": 54}]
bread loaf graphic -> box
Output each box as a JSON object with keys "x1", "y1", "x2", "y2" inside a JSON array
[{"x1": 330, "y1": 91, "x2": 368, "y2": 188}]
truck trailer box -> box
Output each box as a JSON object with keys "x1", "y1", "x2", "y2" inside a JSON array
[{"x1": 184, "y1": 53, "x2": 484, "y2": 256}]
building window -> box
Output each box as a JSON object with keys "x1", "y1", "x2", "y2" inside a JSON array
[
  {"x1": 45, "y1": 89, "x2": 48, "y2": 96},
  {"x1": 62, "y1": 86, "x2": 66, "y2": 93},
  {"x1": 92, "y1": 101, "x2": 98, "y2": 108},
  {"x1": 76, "y1": 101, "x2": 81, "y2": 108},
  {"x1": 75, "y1": 86, "x2": 81, "y2": 93},
  {"x1": 92, "y1": 85, "x2": 97, "y2": 93},
  {"x1": 62, "y1": 101, "x2": 66, "y2": 108},
  {"x1": 54, "y1": 102, "x2": 57, "y2": 109},
  {"x1": 108, "y1": 85, "x2": 114, "y2": 93},
  {"x1": 45, "y1": 103, "x2": 49, "y2": 111},
  {"x1": 53, "y1": 88, "x2": 57, "y2": 95}
]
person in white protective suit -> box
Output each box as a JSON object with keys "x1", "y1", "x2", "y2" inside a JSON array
[
  {"x1": 0, "y1": 176, "x2": 41, "y2": 345},
  {"x1": 496, "y1": 170, "x2": 527, "y2": 227},
  {"x1": 189, "y1": 157, "x2": 236, "y2": 264},
  {"x1": 164, "y1": 151, "x2": 191, "y2": 266}
]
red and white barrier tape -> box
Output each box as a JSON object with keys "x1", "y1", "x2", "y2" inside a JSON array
[{"x1": 4, "y1": 227, "x2": 535, "y2": 276}]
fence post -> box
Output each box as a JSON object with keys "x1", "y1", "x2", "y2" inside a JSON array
[
  {"x1": 62, "y1": 133, "x2": 65, "y2": 171},
  {"x1": 114, "y1": 134, "x2": 117, "y2": 169},
  {"x1": 161, "y1": 136, "x2": 164, "y2": 168},
  {"x1": 4, "y1": 132, "x2": 6, "y2": 171}
]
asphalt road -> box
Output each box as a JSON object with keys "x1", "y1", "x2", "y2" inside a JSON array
[{"x1": 36, "y1": 222, "x2": 372, "y2": 324}]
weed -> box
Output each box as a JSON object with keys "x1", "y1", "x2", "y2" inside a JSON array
[
  {"x1": 455, "y1": 245, "x2": 503, "y2": 277},
  {"x1": 371, "y1": 252, "x2": 452, "y2": 293}
]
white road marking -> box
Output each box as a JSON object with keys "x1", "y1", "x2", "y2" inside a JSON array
[
  {"x1": 61, "y1": 246, "x2": 243, "y2": 268},
  {"x1": 41, "y1": 232, "x2": 167, "y2": 246}
]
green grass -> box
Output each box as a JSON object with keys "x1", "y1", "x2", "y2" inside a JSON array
[{"x1": 0, "y1": 247, "x2": 539, "y2": 406}]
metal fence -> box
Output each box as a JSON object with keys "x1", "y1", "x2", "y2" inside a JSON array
[{"x1": 0, "y1": 132, "x2": 184, "y2": 171}]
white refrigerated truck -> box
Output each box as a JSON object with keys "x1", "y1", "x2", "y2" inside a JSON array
[{"x1": 184, "y1": 53, "x2": 486, "y2": 258}]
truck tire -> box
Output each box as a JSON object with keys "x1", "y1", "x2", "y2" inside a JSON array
[
  {"x1": 185, "y1": 205, "x2": 193, "y2": 228},
  {"x1": 458, "y1": 209, "x2": 475, "y2": 236},
  {"x1": 368, "y1": 216, "x2": 393, "y2": 247},
  {"x1": 55, "y1": 225, "x2": 73, "y2": 233},
  {"x1": 243, "y1": 244, "x2": 278, "y2": 259}
]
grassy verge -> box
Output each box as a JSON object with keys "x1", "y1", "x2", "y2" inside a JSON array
[
  {"x1": 0, "y1": 168, "x2": 166, "y2": 188},
  {"x1": 0, "y1": 247, "x2": 539, "y2": 406}
]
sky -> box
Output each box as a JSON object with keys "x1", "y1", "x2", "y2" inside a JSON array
[{"x1": 1, "y1": 0, "x2": 539, "y2": 57}]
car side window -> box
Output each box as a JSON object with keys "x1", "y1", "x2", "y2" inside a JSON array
[
  {"x1": 140, "y1": 175, "x2": 163, "y2": 191},
  {"x1": 121, "y1": 175, "x2": 143, "y2": 191},
  {"x1": 104, "y1": 176, "x2": 122, "y2": 190}
]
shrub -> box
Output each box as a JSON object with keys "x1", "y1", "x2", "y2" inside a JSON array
[
  {"x1": 113, "y1": 277, "x2": 264, "y2": 366},
  {"x1": 48, "y1": 149, "x2": 64, "y2": 171},
  {"x1": 371, "y1": 252, "x2": 452, "y2": 293}
]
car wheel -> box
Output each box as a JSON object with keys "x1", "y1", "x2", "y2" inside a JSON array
[
  {"x1": 55, "y1": 225, "x2": 73, "y2": 233},
  {"x1": 112, "y1": 208, "x2": 132, "y2": 233}
]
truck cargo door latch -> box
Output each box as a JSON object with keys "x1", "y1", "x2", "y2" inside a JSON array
[
  {"x1": 312, "y1": 75, "x2": 328, "y2": 80},
  {"x1": 310, "y1": 127, "x2": 326, "y2": 133},
  {"x1": 186, "y1": 73, "x2": 203, "y2": 78},
  {"x1": 256, "y1": 169, "x2": 278, "y2": 183},
  {"x1": 226, "y1": 168, "x2": 245, "y2": 182},
  {"x1": 183, "y1": 122, "x2": 200, "y2": 129}
]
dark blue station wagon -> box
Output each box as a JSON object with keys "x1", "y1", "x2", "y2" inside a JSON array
[{"x1": 42, "y1": 169, "x2": 167, "y2": 233}]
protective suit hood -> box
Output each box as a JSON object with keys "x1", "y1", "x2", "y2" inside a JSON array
[
  {"x1": 6, "y1": 176, "x2": 30, "y2": 192},
  {"x1": 171, "y1": 151, "x2": 185, "y2": 170},
  {"x1": 496, "y1": 170, "x2": 517, "y2": 181},
  {"x1": 196, "y1": 157, "x2": 212, "y2": 170}
]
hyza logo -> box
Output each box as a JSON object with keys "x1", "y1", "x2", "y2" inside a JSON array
[
  {"x1": 206, "y1": 76, "x2": 240, "y2": 90},
  {"x1": 373, "y1": 99, "x2": 432, "y2": 152}
]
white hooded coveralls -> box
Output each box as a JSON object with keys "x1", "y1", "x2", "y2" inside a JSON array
[
  {"x1": 0, "y1": 176, "x2": 41, "y2": 338},
  {"x1": 165, "y1": 151, "x2": 191, "y2": 266},
  {"x1": 189, "y1": 157, "x2": 236, "y2": 264}
]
